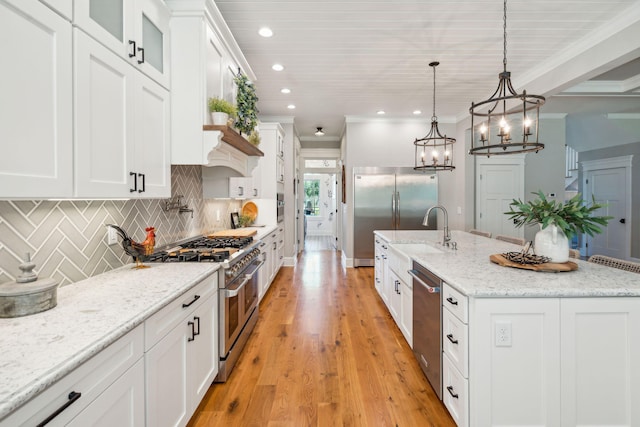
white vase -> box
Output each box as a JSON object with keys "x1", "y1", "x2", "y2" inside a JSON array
[
  {"x1": 211, "y1": 112, "x2": 229, "y2": 125},
  {"x1": 534, "y1": 223, "x2": 569, "y2": 263}
]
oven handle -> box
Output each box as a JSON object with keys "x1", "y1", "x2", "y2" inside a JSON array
[
  {"x1": 408, "y1": 269, "x2": 440, "y2": 293},
  {"x1": 223, "y1": 259, "x2": 265, "y2": 298}
]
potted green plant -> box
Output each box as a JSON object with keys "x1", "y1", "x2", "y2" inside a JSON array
[
  {"x1": 233, "y1": 71, "x2": 259, "y2": 135},
  {"x1": 505, "y1": 191, "x2": 611, "y2": 262},
  {"x1": 208, "y1": 97, "x2": 236, "y2": 125}
]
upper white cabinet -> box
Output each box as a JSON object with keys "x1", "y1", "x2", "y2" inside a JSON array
[
  {"x1": 39, "y1": 0, "x2": 72, "y2": 20},
  {"x1": 74, "y1": 30, "x2": 170, "y2": 198},
  {"x1": 0, "y1": 0, "x2": 73, "y2": 199},
  {"x1": 74, "y1": 0, "x2": 170, "y2": 88},
  {"x1": 256, "y1": 123, "x2": 286, "y2": 197}
]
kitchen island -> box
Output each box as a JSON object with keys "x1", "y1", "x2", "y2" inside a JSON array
[{"x1": 375, "y1": 230, "x2": 640, "y2": 427}]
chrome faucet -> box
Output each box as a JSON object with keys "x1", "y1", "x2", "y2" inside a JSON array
[{"x1": 423, "y1": 205, "x2": 451, "y2": 246}]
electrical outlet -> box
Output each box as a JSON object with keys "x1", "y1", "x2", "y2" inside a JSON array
[
  {"x1": 495, "y1": 321, "x2": 512, "y2": 347},
  {"x1": 107, "y1": 227, "x2": 118, "y2": 246},
  {"x1": 216, "y1": 210, "x2": 221, "y2": 221}
]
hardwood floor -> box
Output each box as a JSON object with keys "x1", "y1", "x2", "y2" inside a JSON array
[
  {"x1": 188, "y1": 250, "x2": 455, "y2": 427},
  {"x1": 304, "y1": 235, "x2": 336, "y2": 251}
]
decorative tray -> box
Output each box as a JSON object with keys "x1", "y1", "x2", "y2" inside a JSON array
[{"x1": 490, "y1": 254, "x2": 578, "y2": 273}]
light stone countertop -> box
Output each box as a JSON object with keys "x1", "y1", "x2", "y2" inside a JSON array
[
  {"x1": 245, "y1": 224, "x2": 278, "y2": 241},
  {"x1": 375, "y1": 230, "x2": 640, "y2": 298},
  {"x1": 0, "y1": 262, "x2": 219, "y2": 419}
]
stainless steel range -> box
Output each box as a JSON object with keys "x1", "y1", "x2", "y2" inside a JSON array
[{"x1": 147, "y1": 235, "x2": 263, "y2": 382}]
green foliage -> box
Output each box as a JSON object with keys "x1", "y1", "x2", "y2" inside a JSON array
[
  {"x1": 247, "y1": 130, "x2": 261, "y2": 146},
  {"x1": 238, "y1": 214, "x2": 253, "y2": 227},
  {"x1": 208, "y1": 97, "x2": 236, "y2": 116},
  {"x1": 234, "y1": 72, "x2": 259, "y2": 135},
  {"x1": 505, "y1": 190, "x2": 612, "y2": 239}
]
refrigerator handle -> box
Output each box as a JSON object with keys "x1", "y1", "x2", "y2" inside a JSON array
[
  {"x1": 391, "y1": 192, "x2": 396, "y2": 228},
  {"x1": 396, "y1": 191, "x2": 400, "y2": 228}
]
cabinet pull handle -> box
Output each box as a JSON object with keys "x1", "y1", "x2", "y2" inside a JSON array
[
  {"x1": 238, "y1": 186, "x2": 244, "y2": 196},
  {"x1": 253, "y1": 188, "x2": 258, "y2": 196},
  {"x1": 187, "y1": 321, "x2": 195, "y2": 342},
  {"x1": 37, "y1": 391, "x2": 82, "y2": 426},
  {"x1": 193, "y1": 316, "x2": 200, "y2": 336},
  {"x1": 182, "y1": 294, "x2": 200, "y2": 308},
  {"x1": 446, "y1": 297, "x2": 458, "y2": 306},
  {"x1": 446, "y1": 386, "x2": 459, "y2": 399},
  {"x1": 446, "y1": 334, "x2": 458, "y2": 344},
  {"x1": 129, "y1": 172, "x2": 137, "y2": 193},
  {"x1": 137, "y1": 47, "x2": 145, "y2": 64},
  {"x1": 128, "y1": 40, "x2": 136, "y2": 58},
  {"x1": 138, "y1": 173, "x2": 145, "y2": 193}
]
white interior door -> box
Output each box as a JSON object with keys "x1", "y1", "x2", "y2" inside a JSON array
[
  {"x1": 476, "y1": 157, "x2": 525, "y2": 239},
  {"x1": 583, "y1": 158, "x2": 630, "y2": 259}
]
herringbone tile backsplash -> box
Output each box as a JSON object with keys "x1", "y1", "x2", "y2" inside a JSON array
[{"x1": 0, "y1": 166, "x2": 241, "y2": 286}]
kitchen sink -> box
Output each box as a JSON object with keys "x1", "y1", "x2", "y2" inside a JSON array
[{"x1": 390, "y1": 243, "x2": 443, "y2": 256}]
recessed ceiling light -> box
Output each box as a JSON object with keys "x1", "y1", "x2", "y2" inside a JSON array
[
  {"x1": 413, "y1": 110, "x2": 422, "y2": 115},
  {"x1": 281, "y1": 88, "x2": 291, "y2": 94},
  {"x1": 377, "y1": 110, "x2": 386, "y2": 115},
  {"x1": 272, "y1": 63, "x2": 284, "y2": 71},
  {"x1": 258, "y1": 27, "x2": 273, "y2": 38},
  {"x1": 287, "y1": 104, "x2": 296, "y2": 109}
]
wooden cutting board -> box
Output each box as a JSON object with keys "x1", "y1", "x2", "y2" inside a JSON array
[
  {"x1": 490, "y1": 254, "x2": 578, "y2": 273},
  {"x1": 208, "y1": 228, "x2": 257, "y2": 238}
]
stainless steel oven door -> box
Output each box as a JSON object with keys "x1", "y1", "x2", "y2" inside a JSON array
[{"x1": 220, "y1": 258, "x2": 263, "y2": 356}]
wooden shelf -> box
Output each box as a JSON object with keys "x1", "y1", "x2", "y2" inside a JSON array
[{"x1": 203, "y1": 125, "x2": 264, "y2": 157}]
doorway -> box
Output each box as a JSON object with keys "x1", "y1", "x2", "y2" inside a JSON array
[
  {"x1": 582, "y1": 156, "x2": 632, "y2": 259},
  {"x1": 303, "y1": 172, "x2": 337, "y2": 251},
  {"x1": 475, "y1": 156, "x2": 525, "y2": 239}
]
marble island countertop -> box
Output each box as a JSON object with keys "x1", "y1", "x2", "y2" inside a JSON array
[
  {"x1": 375, "y1": 230, "x2": 640, "y2": 298},
  {"x1": 0, "y1": 262, "x2": 219, "y2": 419}
]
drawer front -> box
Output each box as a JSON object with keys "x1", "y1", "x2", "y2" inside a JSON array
[
  {"x1": 388, "y1": 244, "x2": 411, "y2": 285},
  {"x1": 443, "y1": 353, "x2": 469, "y2": 427},
  {"x1": 144, "y1": 273, "x2": 218, "y2": 351},
  {"x1": 443, "y1": 283, "x2": 468, "y2": 323},
  {"x1": 443, "y1": 307, "x2": 469, "y2": 378},
  {"x1": 1, "y1": 325, "x2": 144, "y2": 427}
]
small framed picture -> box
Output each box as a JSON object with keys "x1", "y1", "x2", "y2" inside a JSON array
[{"x1": 230, "y1": 212, "x2": 240, "y2": 229}]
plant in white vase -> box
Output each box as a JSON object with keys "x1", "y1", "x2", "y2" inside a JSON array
[
  {"x1": 505, "y1": 191, "x2": 612, "y2": 262},
  {"x1": 208, "y1": 97, "x2": 236, "y2": 125}
]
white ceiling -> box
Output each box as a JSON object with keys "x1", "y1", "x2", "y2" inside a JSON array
[{"x1": 215, "y1": 0, "x2": 640, "y2": 147}]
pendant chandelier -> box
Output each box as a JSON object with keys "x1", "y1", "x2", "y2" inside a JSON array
[
  {"x1": 468, "y1": 0, "x2": 545, "y2": 156},
  {"x1": 414, "y1": 61, "x2": 455, "y2": 171}
]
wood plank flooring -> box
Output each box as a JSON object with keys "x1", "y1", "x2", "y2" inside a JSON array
[{"x1": 188, "y1": 250, "x2": 455, "y2": 427}]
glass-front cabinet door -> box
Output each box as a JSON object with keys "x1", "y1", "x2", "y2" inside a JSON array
[{"x1": 74, "y1": 0, "x2": 170, "y2": 88}]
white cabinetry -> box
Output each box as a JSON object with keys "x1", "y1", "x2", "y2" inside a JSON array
[
  {"x1": 258, "y1": 226, "x2": 284, "y2": 303},
  {"x1": 276, "y1": 225, "x2": 285, "y2": 271},
  {"x1": 257, "y1": 123, "x2": 286, "y2": 196},
  {"x1": 387, "y1": 243, "x2": 413, "y2": 346},
  {"x1": 460, "y1": 294, "x2": 640, "y2": 427},
  {"x1": 0, "y1": 326, "x2": 145, "y2": 427},
  {"x1": 74, "y1": 0, "x2": 170, "y2": 88},
  {"x1": 560, "y1": 298, "x2": 640, "y2": 426},
  {"x1": 0, "y1": 0, "x2": 73, "y2": 199},
  {"x1": 74, "y1": 30, "x2": 170, "y2": 198},
  {"x1": 442, "y1": 284, "x2": 470, "y2": 427},
  {"x1": 145, "y1": 274, "x2": 218, "y2": 427},
  {"x1": 229, "y1": 176, "x2": 260, "y2": 199},
  {"x1": 258, "y1": 233, "x2": 273, "y2": 301}
]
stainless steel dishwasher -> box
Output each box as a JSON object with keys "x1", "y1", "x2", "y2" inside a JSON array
[{"x1": 409, "y1": 260, "x2": 442, "y2": 400}]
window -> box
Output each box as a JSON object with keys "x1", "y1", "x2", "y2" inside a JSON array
[{"x1": 304, "y1": 179, "x2": 320, "y2": 216}]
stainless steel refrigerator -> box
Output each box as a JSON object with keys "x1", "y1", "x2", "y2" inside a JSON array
[{"x1": 353, "y1": 167, "x2": 438, "y2": 267}]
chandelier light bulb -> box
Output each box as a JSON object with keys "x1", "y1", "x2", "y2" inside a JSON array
[{"x1": 499, "y1": 117, "x2": 507, "y2": 128}]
